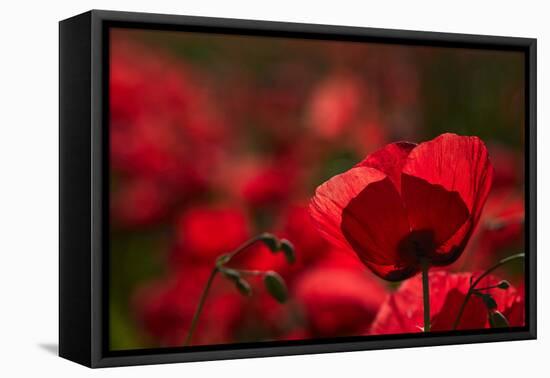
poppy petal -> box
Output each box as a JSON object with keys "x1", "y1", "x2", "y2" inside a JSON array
[
  {"x1": 309, "y1": 166, "x2": 388, "y2": 252},
  {"x1": 370, "y1": 271, "x2": 452, "y2": 335},
  {"x1": 401, "y1": 174, "x2": 470, "y2": 258},
  {"x1": 340, "y1": 174, "x2": 411, "y2": 266},
  {"x1": 357, "y1": 141, "x2": 416, "y2": 191},
  {"x1": 362, "y1": 260, "x2": 420, "y2": 282},
  {"x1": 370, "y1": 271, "x2": 516, "y2": 334},
  {"x1": 402, "y1": 133, "x2": 493, "y2": 218},
  {"x1": 402, "y1": 133, "x2": 493, "y2": 262}
]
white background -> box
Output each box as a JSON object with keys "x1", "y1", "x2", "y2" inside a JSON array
[{"x1": 0, "y1": 0, "x2": 547, "y2": 376}]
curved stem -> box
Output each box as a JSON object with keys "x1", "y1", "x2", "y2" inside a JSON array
[
  {"x1": 421, "y1": 258, "x2": 431, "y2": 332},
  {"x1": 226, "y1": 234, "x2": 266, "y2": 260},
  {"x1": 183, "y1": 268, "x2": 218, "y2": 346},
  {"x1": 234, "y1": 269, "x2": 265, "y2": 277},
  {"x1": 183, "y1": 234, "x2": 272, "y2": 346},
  {"x1": 452, "y1": 287, "x2": 473, "y2": 331},
  {"x1": 452, "y1": 253, "x2": 524, "y2": 330},
  {"x1": 475, "y1": 284, "x2": 502, "y2": 291}
]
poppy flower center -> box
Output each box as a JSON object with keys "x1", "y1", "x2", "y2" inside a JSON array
[{"x1": 397, "y1": 229, "x2": 436, "y2": 267}]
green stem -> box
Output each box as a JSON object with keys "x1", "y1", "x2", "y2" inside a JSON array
[
  {"x1": 452, "y1": 252, "x2": 524, "y2": 330},
  {"x1": 475, "y1": 284, "x2": 502, "y2": 291},
  {"x1": 183, "y1": 268, "x2": 218, "y2": 346},
  {"x1": 183, "y1": 234, "x2": 270, "y2": 346},
  {"x1": 227, "y1": 234, "x2": 269, "y2": 259},
  {"x1": 235, "y1": 269, "x2": 265, "y2": 276},
  {"x1": 421, "y1": 258, "x2": 431, "y2": 332}
]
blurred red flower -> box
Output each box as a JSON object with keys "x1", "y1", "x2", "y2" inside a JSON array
[
  {"x1": 277, "y1": 204, "x2": 331, "y2": 274},
  {"x1": 231, "y1": 284, "x2": 296, "y2": 341},
  {"x1": 241, "y1": 159, "x2": 298, "y2": 208},
  {"x1": 171, "y1": 205, "x2": 251, "y2": 265},
  {"x1": 457, "y1": 188, "x2": 524, "y2": 272},
  {"x1": 479, "y1": 190, "x2": 524, "y2": 253},
  {"x1": 455, "y1": 144, "x2": 524, "y2": 272},
  {"x1": 314, "y1": 247, "x2": 369, "y2": 271},
  {"x1": 230, "y1": 243, "x2": 289, "y2": 274},
  {"x1": 109, "y1": 36, "x2": 228, "y2": 227},
  {"x1": 133, "y1": 268, "x2": 246, "y2": 347},
  {"x1": 307, "y1": 75, "x2": 361, "y2": 139},
  {"x1": 370, "y1": 270, "x2": 524, "y2": 334},
  {"x1": 294, "y1": 267, "x2": 387, "y2": 337},
  {"x1": 310, "y1": 133, "x2": 494, "y2": 281},
  {"x1": 489, "y1": 144, "x2": 523, "y2": 190},
  {"x1": 111, "y1": 179, "x2": 170, "y2": 228}
]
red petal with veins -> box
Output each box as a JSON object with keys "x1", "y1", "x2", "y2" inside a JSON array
[
  {"x1": 403, "y1": 133, "x2": 493, "y2": 214},
  {"x1": 401, "y1": 174, "x2": 470, "y2": 259},
  {"x1": 402, "y1": 133, "x2": 494, "y2": 264},
  {"x1": 309, "y1": 166, "x2": 389, "y2": 252},
  {"x1": 341, "y1": 177, "x2": 410, "y2": 266},
  {"x1": 370, "y1": 271, "x2": 523, "y2": 334},
  {"x1": 358, "y1": 141, "x2": 416, "y2": 191}
]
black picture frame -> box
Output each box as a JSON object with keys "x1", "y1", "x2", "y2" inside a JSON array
[{"x1": 59, "y1": 9, "x2": 537, "y2": 368}]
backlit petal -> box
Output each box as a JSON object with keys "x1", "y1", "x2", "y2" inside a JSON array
[
  {"x1": 403, "y1": 133, "x2": 493, "y2": 218},
  {"x1": 309, "y1": 166, "x2": 388, "y2": 252},
  {"x1": 357, "y1": 141, "x2": 416, "y2": 191},
  {"x1": 402, "y1": 133, "x2": 493, "y2": 263},
  {"x1": 341, "y1": 176, "x2": 411, "y2": 266},
  {"x1": 401, "y1": 174, "x2": 469, "y2": 259}
]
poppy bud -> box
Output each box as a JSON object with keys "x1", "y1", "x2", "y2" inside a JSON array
[
  {"x1": 235, "y1": 278, "x2": 252, "y2": 297},
  {"x1": 259, "y1": 233, "x2": 281, "y2": 252},
  {"x1": 221, "y1": 268, "x2": 241, "y2": 281},
  {"x1": 264, "y1": 271, "x2": 288, "y2": 303},
  {"x1": 488, "y1": 310, "x2": 510, "y2": 328},
  {"x1": 480, "y1": 293, "x2": 498, "y2": 310},
  {"x1": 280, "y1": 239, "x2": 296, "y2": 264},
  {"x1": 497, "y1": 280, "x2": 511, "y2": 289}
]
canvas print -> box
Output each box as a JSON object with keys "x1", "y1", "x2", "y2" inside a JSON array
[{"x1": 108, "y1": 27, "x2": 526, "y2": 351}]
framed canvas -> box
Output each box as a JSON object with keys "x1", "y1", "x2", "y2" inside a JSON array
[{"x1": 59, "y1": 10, "x2": 537, "y2": 368}]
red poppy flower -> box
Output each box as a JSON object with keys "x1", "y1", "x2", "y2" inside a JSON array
[
  {"x1": 370, "y1": 270, "x2": 524, "y2": 334},
  {"x1": 294, "y1": 267, "x2": 387, "y2": 337},
  {"x1": 310, "y1": 133, "x2": 494, "y2": 281}
]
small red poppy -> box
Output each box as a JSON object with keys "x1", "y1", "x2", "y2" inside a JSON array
[
  {"x1": 309, "y1": 133, "x2": 493, "y2": 281},
  {"x1": 369, "y1": 270, "x2": 524, "y2": 334}
]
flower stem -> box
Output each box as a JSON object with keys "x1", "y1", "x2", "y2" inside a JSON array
[
  {"x1": 183, "y1": 267, "x2": 218, "y2": 346},
  {"x1": 452, "y1": 252, "x2": 524, "y2": 330},
  {"x1": 235, "y1": 269, "x2": 265, "y2": 276},
  {"x1": 183, "y1": 234, "x2": 274, "y2": 346},
  {"x1": 227, "y1": 233, "x2": 269, "y2": 260},
  {"x1": 421, "y1": 258, "x2": 431, "y2": 333}
]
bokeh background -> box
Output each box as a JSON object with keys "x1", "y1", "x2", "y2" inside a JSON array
[{"x1": 109, "y1": 27, "x2": 525, "y2": 350}]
